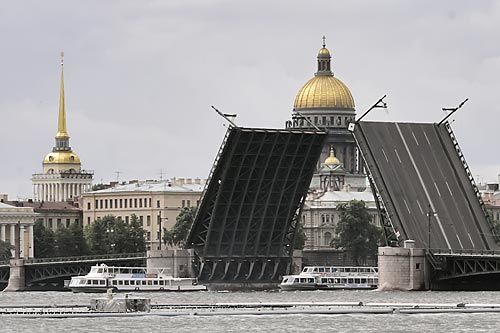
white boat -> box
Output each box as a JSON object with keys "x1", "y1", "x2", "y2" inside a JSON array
[
  {"x1": 68, "y1": 264, "x2": 207, "y2": 293},
  {"x1": 279, "y1": 266, "x2": 378, "y2": 291}
]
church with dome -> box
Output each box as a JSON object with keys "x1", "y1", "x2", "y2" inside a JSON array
[
  {"x1": 287, "y1": 38, "x2": 378, "y2": 264},
  {"x1": 31, "y1": 55, "x2": 93, "y2": 202}
]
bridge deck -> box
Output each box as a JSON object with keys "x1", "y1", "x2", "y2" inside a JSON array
[{"x1": 354, "y1": 121, "x2": 498, "y2": 251}]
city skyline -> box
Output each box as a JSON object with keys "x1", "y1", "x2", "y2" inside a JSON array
[{"x1": 2, "y1": 0, "x2": 500, "y2": 198}]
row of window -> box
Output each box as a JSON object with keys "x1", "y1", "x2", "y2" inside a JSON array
[
  {"x1": 89, "y1": 198, "x2": 195, "y2": 210},
  {"x1": 287, "y1": 116, "x2": 355, "y2": 128},
  {"x1": 39, "y1": 218, "x2": 80, "y2": 229}
]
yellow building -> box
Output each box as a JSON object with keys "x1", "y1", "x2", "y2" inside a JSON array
[
  {"x1": 81, "y1": 178, "x2": 205, "y2": 250},
  {"x1": 32, "y1": 53, "x2": 93, "y2": 202}
]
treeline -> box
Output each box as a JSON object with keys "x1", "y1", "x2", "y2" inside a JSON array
[{"x1": 34, "y1": 215, "x2": 146, "y2": 258}]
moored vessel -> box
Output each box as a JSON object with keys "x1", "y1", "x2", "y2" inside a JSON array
[{"x1": 68, "y1": 264, "x2": 206, "y2": 292}]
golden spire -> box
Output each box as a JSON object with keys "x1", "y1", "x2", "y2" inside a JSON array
[
  {"x1": 56, "y1": 51, "x2": 69, "y2": 139},
  {"x1": 324, "y1": 146, "x2": 340, "y2": 166}
]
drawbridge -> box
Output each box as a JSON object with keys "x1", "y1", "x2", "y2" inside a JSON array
[
  {"x1": 352, "y1": 119, "x2": 500, "y2": 287},
  {"x1": 187, "y1": 126, "x2": 326, "y2": 283}
]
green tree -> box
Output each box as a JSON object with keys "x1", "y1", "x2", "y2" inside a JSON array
[
  {"x1": 33, "y1": 220, "x2": 56, "y2": 258},
  {"x1": 331, "y1": 200, "x2": 382, "y2": 265},
  {"x1": 85, "y1": 215, "x2": 145, "y2": 255},
  {"x1": 54, "y1": 222, "x2": 88, "y2": 257},
  {"x1": 0, "y1": 240, "x2": 13, "y2": 261},
  {"x1": 293, "y1": 221, "x2": 307, "y2": 250},
  {"x1": 163, "y1": 207, "x2": 196, "y2": 248}
]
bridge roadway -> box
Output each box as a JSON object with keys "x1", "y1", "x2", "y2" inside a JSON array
[
  {"x1": 354, "y1": 121, "x2": 498, "y2": 251},
  {"x1": 0, "y1": 253, "x2": 145, "y2": 288}
]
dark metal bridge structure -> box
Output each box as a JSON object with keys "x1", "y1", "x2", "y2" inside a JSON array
[
  {"x1": 0, "y1": 253, "x2": 145, "y2": 290},
  {"x1": 187, "y1": 126, "x2": 326, "y2": 283},
  {"x1": 352, "y1": 120, "x2": 500, "y2": 289}
]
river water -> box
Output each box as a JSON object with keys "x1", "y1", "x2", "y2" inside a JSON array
[{"x1": 1, "y1": 290, "x2": 500, "y2": 332}]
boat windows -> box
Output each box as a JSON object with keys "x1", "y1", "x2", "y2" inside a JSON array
[
  {"x1": 142, "y1": 281, "x2": 147, "y2": 285},
  {"x1": 124, "y1": 280, "x2": 130, "y2": 285},
  {"x1": 159, "y1": 280, "x2": 164, "y2": 285},
  {"x1": 348, "y1": 278, "x2": 353, "y2": 284},
  {"x1": 153, "y1": 280, "x2": 158, "y2": 285},
  {"x1": 361, "y1": 278, "x2": 367, "y2": 284},
  {"x1": 118, "y1": 280, "x2": 123, "y2": 285},
  {"x1": 112, "y1": 280, "x2": 117, "y2": 285},
  {"x1": 147, "y1": 280, "x2": 152, "y2": 285},
  {"x1": 318, "y1": 268, "x2": 325, "y2": 273},
  {"x1": 308, "y1": 278, "x2": 315, "y2": 283},
  {"x1": 99, "y1": 280, "x2": 105, "y2": 285},
  {"x1": 354, "y1": 278, "x2": 360, "y2": 284}
]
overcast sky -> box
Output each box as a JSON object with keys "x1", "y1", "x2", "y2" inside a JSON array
[{"x1": 1, "y1": 0, "x2": 499, "y2": 199}]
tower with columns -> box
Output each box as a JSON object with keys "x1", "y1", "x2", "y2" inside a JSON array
[{"x1": 32, "y1": 53, "x2": 93, "y2": 202}]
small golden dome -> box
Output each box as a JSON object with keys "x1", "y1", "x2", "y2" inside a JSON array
[
  {"x1": 318, "y1": 47, "x2": 330, "y2": 57},
  {"x1": 325, "y1": 147, "x2": 340, "y2": 166},
  {"x1": 294, "y1": 75, "x2": 355, "y2": 110},
  {"x1": 43, "y1": 151, "x2": 81, "y2": 165}
]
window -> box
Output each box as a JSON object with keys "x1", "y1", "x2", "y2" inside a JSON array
[
  {"x1": 324, "y1": 232, "x2": 332, "y2": 246},
  {"x1": 87, "y1": 217, "x2": 90, "y2": 225},
  {"x1": 156, "y1": 200, "x2": 160, "y2": 208},
  {"x1": 314, "y1": 116, "x2": 318, "y2": 124},
  {"x1": 416, "y1": 263, "x2": 421, "y2": 270},
  {"x1": 48, "y1": 218, "x2": 53, "y2": 229},
  {"x1": 119, "y1": 199, "x2": 123, "y2": 208},
  {"x1": 66, "y1": 219, "x2": 70, "y2": 228},
  {"x1": 139, "y1": 198, "x2": 143, "y2": 208},
  {"x1": 139, "y1": 216, "x2": 144, "y2": 226},
  {"x1": 337, "y1": 116, "x2": 341, "y2": 125},
  {"x1": 100, "y1": 200, "x2": 103, "y2": 209},
  {"x1": 57, "y1": 219, "x2": 62, "y2": 228},
  {"x1": 322, "y1": 116, "x2": 326, "y2": 125},
  {"x1": 134, "y1": 198, "x2": 138, "y2": 208},
  {"x1": 187, "y1": 200, "x2": 191, "y2": 207},
  {"x1": 125, "y1": 216, "x2": 129, "y2": 224},
  {"x1": 147, "y1": 215, "x2": 151, "y2": 227},
  {"x1": 124, "y1": 199, "x2": 128, "y2": 208},
  {"x1": 105, "y1": 200, "x2": 108, "y2": 209},
  {"x1": 147, "y1": 231, "x2": 150, "y2": 241},
  {"x1": 149, "y1": 198, "x2": 152, "y2": 207},
  {"x1": 182, "y1": 200, "x2": 185, "y2": 208},
  {"x1": 114, "y1": 199, "x2": 118, "y2": 208},
  {"x1": 110, "y1": 199, "x2": 113, "y2": 209},
  {"x1": 87, "y1": 202, "x2": 91, "y2": 210}
]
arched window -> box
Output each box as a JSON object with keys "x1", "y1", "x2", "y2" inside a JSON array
[{"x1": 324, "y1": 232, "x2": 332, "y2": 246}]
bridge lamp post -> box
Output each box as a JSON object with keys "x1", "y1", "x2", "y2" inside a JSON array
[
  {"x1": 427, "y1": 204, "x2": 437, "y2": 251},
  {"x1": 158, "y1": 210, "x2": 169, "y2": 251},
  {"x1": 106, "y1": 227, "x2": 115, "y2": 254}
]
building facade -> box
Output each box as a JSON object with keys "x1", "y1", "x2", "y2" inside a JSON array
[
  {"x1": 81, "y1": 178, "x2": 205, "y2": 250},
  {"x1": 32, "y1": 54, "x2": 93, "y2": 202},
  {"x1": 0, "y1": 202, "x2": 37, "y2": 258}
]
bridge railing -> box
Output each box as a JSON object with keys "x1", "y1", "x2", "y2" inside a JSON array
[
  {"x1": 431, "y1": 248, "x2": 500, "y2": 256},
  {"x1": 23, "y1": 252, "x2": 146, "y2": 264}
]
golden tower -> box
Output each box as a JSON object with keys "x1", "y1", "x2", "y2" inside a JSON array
[{"x1": 32, "y1": 53, "x2": 93, "y2": 202}]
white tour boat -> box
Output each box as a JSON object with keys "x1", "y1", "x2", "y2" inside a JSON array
[
  {"x1": 68, "y1": 264, "x2": 207, "y2": 293},
  {"x1": 279, "y1": 266, "x2": 378, "y2": 291}
]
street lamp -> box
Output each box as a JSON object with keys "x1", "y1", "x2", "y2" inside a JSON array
[
  {"x1": 158, "y1": 210, "x2": 169, "y2": 250},
  {"x1": 427, "y1": 204, "x2": 437, "y2": 251}
]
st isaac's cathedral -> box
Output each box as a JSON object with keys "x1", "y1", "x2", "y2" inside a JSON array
[{"x1": 286, "y1": 39, "x2": 378, "y2": 264}]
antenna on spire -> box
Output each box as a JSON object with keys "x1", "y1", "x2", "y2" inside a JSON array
[
  {"x1": 60, "y1": 51, "x2": 64, "y2": 66},
  {"x1": 322, "y1": 36, "x2": 326, "y2": 48},
  {"x1": 159, "y1": 169, "x2": 165, "y2": 181},
  {"x1": 114, "y1": 171, "x2": 122, "y2": 182}
]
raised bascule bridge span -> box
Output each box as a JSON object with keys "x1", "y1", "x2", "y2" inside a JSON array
[
  {"x1": 187, "y1": 126, "x2": 326, "y2": 286},
  {"x1": 352, "y1": 120, "x2": 500, "y2": 289}
]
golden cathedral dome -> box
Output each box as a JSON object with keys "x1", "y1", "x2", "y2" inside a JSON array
[
  {"x1": 294, "y1": 75, "x2": 355, "y2": 110},
  {"x1": 324, "y1": 146, "x2": 340, "y2": 166},
  {"x1": 43, "y1": 151, "x2": 81, "y2": 165},
  {"x1": 293, "y1": 38, "x2": 355, "y2": 111}
]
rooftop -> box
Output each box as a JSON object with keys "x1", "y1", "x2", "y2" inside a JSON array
[{"x1": 89, "y1": 178, "x2": 205, "y2": 195}]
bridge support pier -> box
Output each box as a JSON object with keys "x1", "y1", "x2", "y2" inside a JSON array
[
  {"x1": 378, "y1": 241, "x2": 429, "y2": 291},
  {"x1": 4, "y1": 259, "x2": 25, "y2": 292},
  {"x1": 146, "y1": 249, "x2": 195, "y2": 278}
]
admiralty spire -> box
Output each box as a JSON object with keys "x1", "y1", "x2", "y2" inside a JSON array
[{"x1": 32, "y1": 53, "x2": 93, "y2": 202}]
